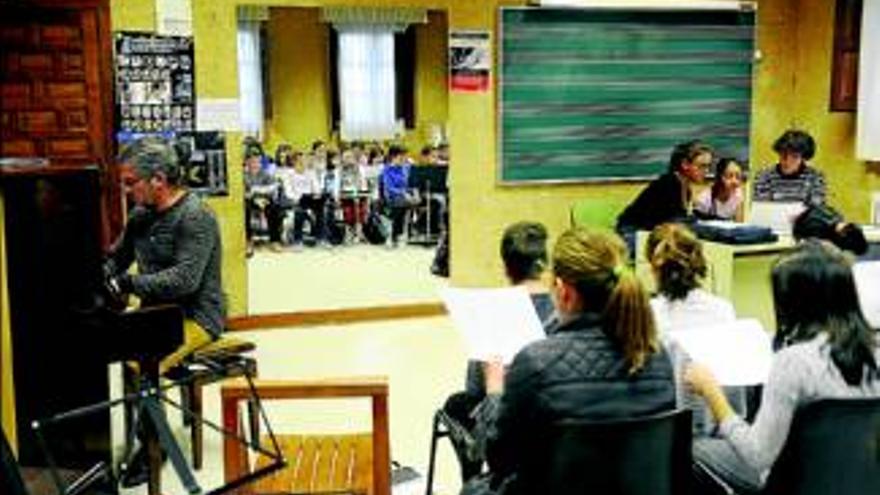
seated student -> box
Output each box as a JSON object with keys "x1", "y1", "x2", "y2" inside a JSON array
[
  {"x1": 687, "y1": 240, "x2": 880, "y2": 494},
  {"x1": 462, "y1": 227, "x2": 694, "y2": 495},
  {"x1": 283, "y1": 153, "x2": 324, "y2": 248},
  {"x1": 381, "y1": 145, "x2": 419, "y2": 247},
  {"x1": 753, "y1": 129, "x2": 826, "y2": 205},
  {"x1": 793, "y1": 203, "x2": 868, "y2": 255},
  {"x1": 647, "y1": 223, "x2": 736, "y2": 333},
  {"x1": 617, "y1": 140, "x2": 713, "y2": 249},
  {"x1": 443, "y1": 221, "x2": 554, "y2": 480},
  {"x1": 694, "y1": 157, "x2": 745, "y2": 222},
  {"x1": 244, "y1": 149, "x2": 284, "y2": 251}
]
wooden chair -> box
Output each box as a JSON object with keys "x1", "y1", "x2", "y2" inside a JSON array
[
  {"x1": 221, "y1": 376, "x2": 390, "y2": 495},
  {"x1": 179, "y1": 336, "x2": 258, "y2": 470}
]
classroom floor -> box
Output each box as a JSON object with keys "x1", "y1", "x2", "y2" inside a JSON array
[
  {"x1": 116, "y1": 317, "x2": 469, "y2": 495},
  {"x1": 117, "y1": 240, "x2": 465, "y2": 495},
  {"x1": 247, "y1": 242, "x2": 447, "y2": 314}
]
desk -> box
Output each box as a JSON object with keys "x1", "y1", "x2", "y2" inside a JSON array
[{"x1": 637, "y1": 228, "x2": 880, "y2": 332}]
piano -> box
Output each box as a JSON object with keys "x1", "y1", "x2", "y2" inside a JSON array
[{"x1": 1, "y1": 166, "x2": 182, "y2": 475}]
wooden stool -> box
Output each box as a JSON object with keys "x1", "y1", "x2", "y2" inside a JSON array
[{"x1": 179, "y1": 337, "x2": 258, "y2": 470}]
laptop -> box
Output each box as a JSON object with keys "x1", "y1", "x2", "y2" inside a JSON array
[{"x1": 748, "y1": 201, "x2": 806, "y2": 235}]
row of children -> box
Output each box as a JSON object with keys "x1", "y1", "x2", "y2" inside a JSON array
[{"x1": 243, "y1": 138, "x2": 449, "y2": 252}]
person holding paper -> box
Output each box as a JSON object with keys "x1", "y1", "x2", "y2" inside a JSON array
[
  {"x1": 461, "y1": 228, "x2": 693, "y2": 495},
  {"x1": 687, "y1": 240, "x2": 880, "y2": 495},
  {"x1": 443, "y1": 221, "x2": 554, "y2": 481},
  {"x1": 647, "y1": 223, "x2": 736, "y2": 333}
]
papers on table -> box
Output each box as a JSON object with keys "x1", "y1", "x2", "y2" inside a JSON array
[
  {"x1": 853, "y1": 261, "x2": 880, "y2": 329},
  {"x1": 441, "y1": 287, "x2": 546, "y2": 364},
  {"x1": 668, "y1": 319, "x2": 772, "y2": 386},
  {"x1": 748, "y1": 201, "x2": 806, "y2": 235}
]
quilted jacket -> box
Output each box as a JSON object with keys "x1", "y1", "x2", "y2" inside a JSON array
[{"x1": 483, "y1": 312, "x2": 677, "y2": 495}]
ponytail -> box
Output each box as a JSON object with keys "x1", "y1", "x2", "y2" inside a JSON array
[{"x1": 604, "y1": 267, "x2": 659, "y2": 374}]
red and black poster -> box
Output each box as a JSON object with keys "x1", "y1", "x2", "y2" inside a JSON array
[{"x1": 449, "y1": 31, "x2": 491, "y2": 93}]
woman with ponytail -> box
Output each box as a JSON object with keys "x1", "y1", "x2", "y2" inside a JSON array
[
  {"x1": 647, "y1": 223, "x2": 736, "y2": 333},
  {"x1": 462, "y1": 227, "x2": 695, "y2": 495}
]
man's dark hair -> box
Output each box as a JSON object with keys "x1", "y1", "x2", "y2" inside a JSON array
[
  {"x1": 773, "y1": 129, "x2": 816, "y2": 161},
  {"x1": 668, "y1": 140, "x2": 713, "y2": 173},
  {"x1": 500, "y1": 221, "x2": 548, "y2": 284},
  {"x1": 793, "y1": 204, "x2": 867, "y2": 255},
  {"x1": 119, "y1": 137, "x2": 183, "y2": 186}
]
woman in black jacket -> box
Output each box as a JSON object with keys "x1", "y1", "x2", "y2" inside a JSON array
[{"x1": 462, "y1": 227, "x2": 690, "y2": 495}]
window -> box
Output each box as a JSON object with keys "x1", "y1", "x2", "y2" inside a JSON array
[
  {"x1": 330, "y1": 26, "x2": 416, "y2": 139},
  {"x1": 237, "y1": 20, "x2": 265, "y2": 136}
]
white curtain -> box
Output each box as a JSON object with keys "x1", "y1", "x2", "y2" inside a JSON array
[
  {"x1": 857, "y1": 0, "x2": 880, "y2": 160},
  {"x1": 237, "y1": 21, "x2": 264, "y2": 137},
  {"x1": 337, "y1": 26, "x2": 397, "y2": 141}
]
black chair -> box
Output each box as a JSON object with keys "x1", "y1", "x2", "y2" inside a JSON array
[
  {"x1": 762, "y1": 398, "x2": 880, "y2": 495},
  {"x1": 524, "y1": 408, "x2": 693, "y2": 495}
]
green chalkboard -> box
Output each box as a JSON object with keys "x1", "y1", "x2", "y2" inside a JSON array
[{"x1": 499, "y1": 7, "x2": 756, "y2": 183}]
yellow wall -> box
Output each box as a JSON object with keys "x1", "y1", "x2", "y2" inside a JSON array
[
  {"x1": 263, "y1": 7, "x2": 449, "y2": 153},
  {"x1": 1, "y1": 195, "x2": 16, "y2": 450},
  {"x1": 111, "y1": 0, "x2": 156, "y2": 32},
  {"x1": 787, "y1": 0, "x2": 880, "y2": 221},
  {"x1": 264, "y1": 8, "x2": 332, "y2": 150},
  {"x1": 106, "y1": 0, "x2": 876, "y2": 310}
]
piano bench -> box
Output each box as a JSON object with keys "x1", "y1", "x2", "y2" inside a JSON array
[{"x1": 178, "y1": 337, "x2": 258, "y2": 470}]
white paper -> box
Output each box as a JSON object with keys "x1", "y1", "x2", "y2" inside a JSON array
[
  {"x1": 748, "y1": 201, "x2": 806, "y2": 234},
  {"x1": 857, "y1": 0, "x2": 880, "y2": 160},
  {"x1": 196, "y1": 98, "x2": 241, "y2": 131},
  {"x1": 441, "y1": 287, "x2": 545, "y2": 364},
  {"x1": 156, "y1": 0, "x2": 193, "y2": 36},
  {"x1": 669, "y1": 319, "x2": 772, "y2": 386},
  {"x1": 854, "y1": 261, "x2": 880, "y2": 329}
]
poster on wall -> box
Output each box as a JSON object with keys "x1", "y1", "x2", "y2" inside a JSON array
[
  {"x1": 114, "y1": 32, "x2": 195, "y2": 142},
  {"x1": 449, "y1": 31, "x2": 491, "y2": 93},
  {"x1": 177, "y1": 131, "x2": 228, "y2": 196}
]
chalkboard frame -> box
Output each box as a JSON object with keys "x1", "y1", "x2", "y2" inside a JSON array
[{"x1": 497, "y1": 6, "x2": 757, "y2": 185}]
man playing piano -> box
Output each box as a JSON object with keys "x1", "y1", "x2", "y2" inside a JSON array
[{"x1": 104, "y1": 137, "x2": 225, "y2": 485}]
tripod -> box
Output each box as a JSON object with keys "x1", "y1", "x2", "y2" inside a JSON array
[{"x1": 32, "y1": 356, "x2": 285, "y2": 495}]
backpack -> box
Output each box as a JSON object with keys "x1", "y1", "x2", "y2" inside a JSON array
[{"x1": 364, "y1": 209, "x2": 388, "y2": 245}]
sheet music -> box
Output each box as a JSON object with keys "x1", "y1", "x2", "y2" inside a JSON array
[
  {"x1": 853, "y1": 261, "x2": 880, "y2": 329},
  {"x1": 441, "y1": 287, "x2": 546, "y2": 364},
  {"x1": 668, "y1": 319, "x2": 772, "y2": 386}
]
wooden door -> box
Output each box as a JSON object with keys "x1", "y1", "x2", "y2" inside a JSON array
[{"x1": 0, "y1": 0, "x2": 120, "y2": 243}]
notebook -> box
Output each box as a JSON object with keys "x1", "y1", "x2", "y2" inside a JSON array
[{"x1": 748, "y1": 201, "x2": 806, "y2": 234}]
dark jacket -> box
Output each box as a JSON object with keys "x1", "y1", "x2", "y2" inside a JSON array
[
  {"x1": 483, "y1": 313, "x2": 677, "y2": 495},
  {"x1": 617, "y1": 172, "x2": 690, "y2": 232}
]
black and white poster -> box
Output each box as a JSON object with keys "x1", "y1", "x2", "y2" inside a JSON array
[{"x1": 114, "y1": 32, "x2": 195, "y2": 141}]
